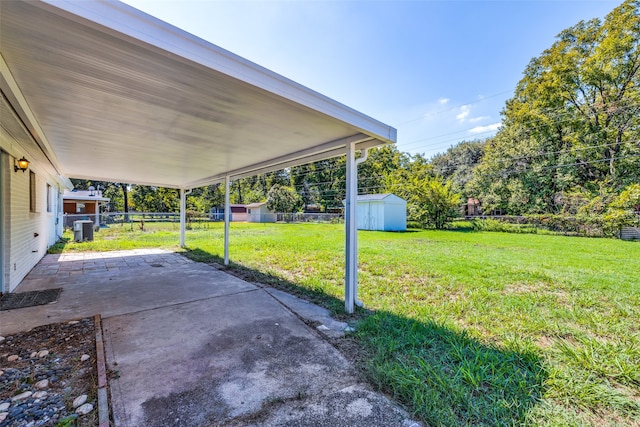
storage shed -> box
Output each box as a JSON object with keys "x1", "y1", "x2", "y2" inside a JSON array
[
  {"x1": 246, "y1": 202, "x2": 277, "y2": 223},
  {"x1": 355, "y1": 194, "x2": 406, "y2": 231},
  {"x1": 62, "y1": 189, "x2": 110, "y2": 228}
]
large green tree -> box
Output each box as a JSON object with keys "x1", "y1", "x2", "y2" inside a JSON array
[
  {"x1": 474, "y1": 0, "x2": 640, "y2": 214},
  {"x1": 266, "y1": 184, "x2": 302, "y2": 213},
  {"x1": 431, "y1": 139, "x2": 486, "y2": 198},
  {"x1": 390, "y1": 173, "x2": 460, "y2": 229}
]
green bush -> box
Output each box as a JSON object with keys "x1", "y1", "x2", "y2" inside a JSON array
[
  {"x1": 471, "y1": 218, "x2": 538, "y2": 234},
  {"x1": 469, "y1": 213, "x2": 639, "y2": 238},
  {"x1": 406, "y1": 220, "x2": 426, "y2": 229}
]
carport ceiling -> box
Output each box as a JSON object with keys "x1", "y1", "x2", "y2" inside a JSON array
[{"x1": 0, "y1": 0, "x2": 396, "y2": 189}]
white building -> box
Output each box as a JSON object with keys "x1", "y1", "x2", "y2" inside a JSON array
[
  {"x1": 355, "y1": 194, "x2": 407, "y2": 231},
  {"x1": 63, "y1": 189, "x2": 110, "y2": 228},
  {"x1": 246, "y1": 202, "x2": 277, "y2": 223},
  {"x1": 1, "y1": 104, "x2": 71, "y2": 293}
]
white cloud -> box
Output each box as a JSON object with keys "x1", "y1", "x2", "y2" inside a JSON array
[
  {"x1": 469, "y1": 116, "x2": 489, "y2": 123},
  {"x1": 438, "y1": 97, "x2": 450, "y2": 105},
  {"x1": 469, "y1": 122, "x2": 502, "y2": 134},
  {"x1": 456, "y1": 105, "x2": 470, "y2": 122}
]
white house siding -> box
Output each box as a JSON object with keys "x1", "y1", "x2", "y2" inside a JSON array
[
  {"x1": 1, "y1": 152, "x2": 8, "y2": 293},
  {"x1": 0, "y1": 143, "x2": 64, "y2": 292},
  {"x1": 6, "y1": 157, "x2": 62, "y2": 291}
]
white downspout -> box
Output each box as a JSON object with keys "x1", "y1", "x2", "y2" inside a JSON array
[
  {"x1": 224, "y1": 176, "x2": 230, "y2": 266},
  {"x1": 179, "y1": 188, "x2": 192, "y2": 248}
]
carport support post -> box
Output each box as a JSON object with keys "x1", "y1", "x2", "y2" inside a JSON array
[
  {"x1": 179, "y1": 188, "x2": 186, "y2": 248},
  {"x1": 345, "y1": 141, "x2": 357, "y2": 314},
  {"x1": 224, "y1": 176, "x2": 230, "y2": 266}
]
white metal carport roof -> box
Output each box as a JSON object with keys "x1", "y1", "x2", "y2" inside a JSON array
[
  {"x1": 0, "y1": 0, "x2": 396, "y2": 189},
  {"x1": 1, "y1": 0, "x2": 396, "y2": 313}
]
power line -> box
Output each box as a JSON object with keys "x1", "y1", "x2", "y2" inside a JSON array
[
  {"x1": 392, "y1": 89, "x2": 513, "y2": 127},
  {"x1": 397, "y1": 98, "x2": 640, "y2": 154}
]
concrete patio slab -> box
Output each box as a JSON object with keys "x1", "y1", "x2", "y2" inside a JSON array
[
  {"x1": 0, "y1": 250, "x2": 254, "y2": 335},
  {"x1": 1, "y1": 250, "x2": 421, "y2": 426}
]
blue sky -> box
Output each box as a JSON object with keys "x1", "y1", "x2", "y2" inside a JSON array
[{"x1": 122, "y1": 0, "x2": 618, "y2": 158}]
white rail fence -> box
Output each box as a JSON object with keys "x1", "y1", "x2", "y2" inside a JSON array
[{"x1": 63, "y1": 211, "x2": 343, "y2": 229}]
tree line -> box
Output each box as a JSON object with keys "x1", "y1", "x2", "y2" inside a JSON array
[{"x1": 73, "y1": 0, "x2": 640, "y2": 230}]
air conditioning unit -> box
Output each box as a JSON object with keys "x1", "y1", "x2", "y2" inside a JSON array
[{"x1": 73, "y1": 220, "x2": 94, "y2": 242}]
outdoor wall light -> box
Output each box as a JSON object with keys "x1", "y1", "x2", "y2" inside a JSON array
[{"x1": 14, "y1": 157, "x2": 29, "y2": 173}]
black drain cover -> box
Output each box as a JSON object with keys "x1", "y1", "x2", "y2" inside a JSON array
[{"x1": 0, "y1": 288, "x2": 62, "y2": 311}]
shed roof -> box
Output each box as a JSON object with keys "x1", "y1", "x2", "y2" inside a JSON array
[
  {"x1": 1, "y1": 0, "x2": 396, "y2": 189},
  {"x1": 62, "y1": 190, "x2": 110, "y2": 203},
  {"x1": 245, "y1": 202, "x2": 268, "y2": 209},
  {"x1": 356, "y1": 194, "x2": 405, "y2": 202}
]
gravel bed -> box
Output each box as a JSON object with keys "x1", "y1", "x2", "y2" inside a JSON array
[{"x1": 0, "y1": 318, "x2": 98, "y2": 427}]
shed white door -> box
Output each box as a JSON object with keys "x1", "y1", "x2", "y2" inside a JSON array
[
  {"x1": 357, "y1": 202, "x2": 369, "y2": 230},
  {"x1": 369, "y1": 203, "x2": 378, "y2": 230},
  {"x1": 357, "y1": 201, "x2": 385, "y2": 230}
]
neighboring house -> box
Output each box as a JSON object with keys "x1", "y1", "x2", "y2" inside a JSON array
[
  {"x1": 1, "y1": 99, "x2": 71, "y2": 293},
  {"x1": 210, "y1": 204, "x2": 248, "y2": 221},
  {"x1": 62, "y1": 189, "x2": 110, "y2": 228},
  {"x1": 304, "y1": 204, "x2": 322, "y2": 213},
  {"x1": 464, "y1": 198, "x2": 482, "y2": 216},
  {"x1": 230, "y1": 205, "x2": 248, "y2": 222},
  {"x1": 246, "y1": 202, "x2": 277, "y2": 223},
  {"x1": 350, "y1": 194, "x2": 407, "y2": 231}
]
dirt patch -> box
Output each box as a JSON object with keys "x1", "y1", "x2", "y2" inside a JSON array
[{"x1": 0, "y1": 318, "x2": 98, "y2": 426}]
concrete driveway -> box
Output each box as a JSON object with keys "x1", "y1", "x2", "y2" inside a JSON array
[{"x1": 2, "y1": 250, "x2": 421, "y2": 426}]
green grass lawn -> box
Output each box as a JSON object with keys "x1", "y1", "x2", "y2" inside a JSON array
[{"x1": 52, "y1": 222, "x2": 640, "y2": 426}]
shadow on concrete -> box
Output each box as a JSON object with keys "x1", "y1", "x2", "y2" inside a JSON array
[
  {"x1": 183, "y1": 247, "x2": 547, "y2": 426},
  {"x1": 184, "y1": 247, "x2": 348, "y2": 316}
]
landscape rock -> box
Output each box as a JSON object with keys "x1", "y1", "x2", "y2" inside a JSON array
[
  {"x1": 7, "y1": 355, "x2": 19, "y2": 362},
  {"x1": 75, "y1": 403, "x2": 93, "y2": 415},
  {"x1": 11, "y1": 391, "x2": 32, "y2": 401},
  {"x1": 0, "y1": 336, "x2": 4, "y2": 342},
  {"x1": 80, "y1": 354, "x2": 90, "y2": 362},
  {"x1": 0, "y1": 319, "x2": 96, "y2": 426},
  {"x1": 35, "y1": 379, "x2": 49, "y2": 389},
  {"x1": 73, "y1": 394, "x2": 87, "y2": 408}
]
